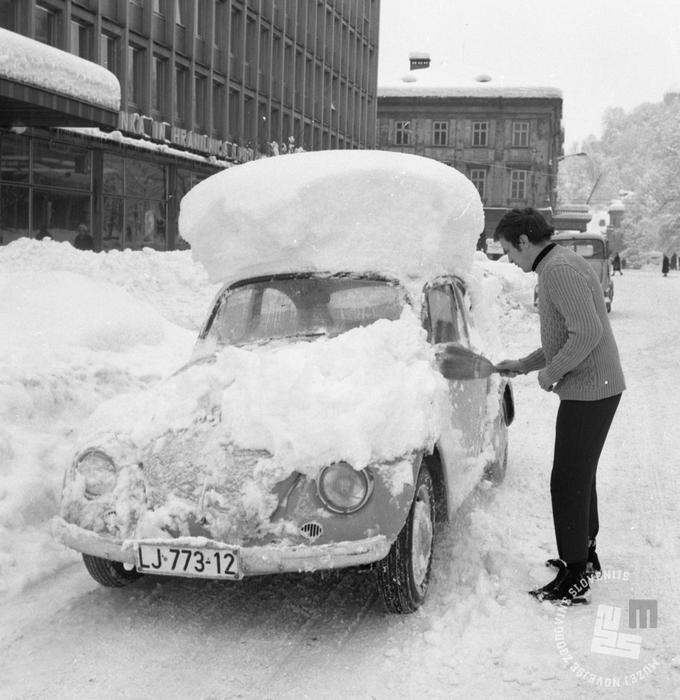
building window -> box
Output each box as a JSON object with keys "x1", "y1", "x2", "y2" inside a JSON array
[
  {"x1": 228, "y1": 87, "x2": 239, "y2": 139},
  {"x1": 512, "y1": 121, "x2": 530, "y2": 147},
  {"x1": 395, "y1": 120, "x2": 411, "y2": 146},
  {"x1": 472, "y1": 121, "x2": 488, "y2": 147},
  {"x1": 433, "y1": 121, "x2": 448, "y2": 146},
  {"x1": 175, "y1": 0, "x2": 188, "y2": 25},
  {"x1": 70, "y1": 21, "x2": 93, "y2": 60},
  {"x1": 212, "y1": 81, "x2": 224, "y2": 135},
  {"x1": 196, "y1": 0, "x2": 209, "y2": 39},
  {"x1": 510, "y1": 170, "x2": 528, "y2": 200},
  {"x1": 0, "y1": 0, "x2": 19, "y2": 31},
  {"x1": 175, "y1": 65, "x2": 188, "y2": 123},
  {"x1": 35, "y1": 4, "x2": 60, "y2": 47},
  {"x1": 194, "y1": 74, "x2": 207, "y2": 130},
  {"x1": 100, "y1": 32, "x2": 121, "y2": 76},
  {"x1": 469, "y1": 169, "x2": 487, "y2": 200},
  {"x1": 127, "y1": 45, "x2": 145, "y2": 108},
  {"x1": 152, "y1": 55, "x2": 167, "y2": 114}
]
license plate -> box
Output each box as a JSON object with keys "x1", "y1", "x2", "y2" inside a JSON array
[{"x1": 135, "y1": 544, "x2": 241, "y2": 579}]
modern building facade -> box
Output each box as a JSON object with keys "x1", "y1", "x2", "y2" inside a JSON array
[
  {"x1": 0, "y1": 0, "x2": 380, "y2": 250},
  {"x1": 377, "y1": 55, "x2": 564, "y2": 239}
]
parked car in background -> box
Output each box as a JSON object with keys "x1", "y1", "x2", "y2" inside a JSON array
[{"x1": 534, "y1": 231, "x2": 614, "y2": 312}]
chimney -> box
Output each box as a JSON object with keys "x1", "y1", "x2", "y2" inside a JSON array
[{"x1": 408, "y1": 52, "x2": 431, "y2": 71}]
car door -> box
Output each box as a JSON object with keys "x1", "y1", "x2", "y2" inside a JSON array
[{"x1": 424, "y1": 278, "x2": 490, "y2": 510}]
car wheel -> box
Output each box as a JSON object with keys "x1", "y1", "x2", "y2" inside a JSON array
[
  {"x1": 606, "y1": 301, "x2": 611, "y2": 313},
  {"x1": 82, "y1": 553, "x2": 142, "y2": 588},
  {"x1": 376, "y1": 466, "x2": 435, "y2": 614}
]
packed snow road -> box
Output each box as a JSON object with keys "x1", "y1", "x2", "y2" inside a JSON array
[{"x1": 1, "y1": 268, "x2": 679, "y2": 700}]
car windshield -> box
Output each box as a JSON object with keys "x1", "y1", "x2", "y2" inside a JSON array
[
  {"x1": 554, "y1": 238, "x2": 605, "y2": 259},
  {"x1": 202, "y1": 274, "x2": 407, "y2": 347}
]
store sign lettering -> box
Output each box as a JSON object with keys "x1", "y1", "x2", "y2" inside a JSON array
[{"x1": 117, "y1": 112, "x2": 253, "y2": 163}]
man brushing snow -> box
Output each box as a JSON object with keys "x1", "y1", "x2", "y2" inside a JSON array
[{"x1": 493, "y1": 208, "x2": 625, "y2": 605}]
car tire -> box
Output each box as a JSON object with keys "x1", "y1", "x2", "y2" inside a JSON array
[
  {"x1": 82, "y1": 553, "x2": 142, "y2": 588},
  {"x1": 606, "y1": 301, "x2": 611, "y2": 313},
  {"x1": 376, "y1": 466, "x2": 435, "y2": 614}
]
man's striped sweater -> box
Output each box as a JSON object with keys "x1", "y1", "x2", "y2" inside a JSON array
[{"x1": 520, "y1": 244, "x2": 626, "y2": 401}]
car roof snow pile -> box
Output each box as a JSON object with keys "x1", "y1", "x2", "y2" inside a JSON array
[{"x1": 179, "y1": 150, "x2": 484, "y2": 285}]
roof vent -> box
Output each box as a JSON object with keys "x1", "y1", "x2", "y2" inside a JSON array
[{"x1": 408, "y1": 52, "x2": 431, "y2": 71}]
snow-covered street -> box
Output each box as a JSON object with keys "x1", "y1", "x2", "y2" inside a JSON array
[{"x1": 1, "y1": 242, "x2": 679, "y2": 699}]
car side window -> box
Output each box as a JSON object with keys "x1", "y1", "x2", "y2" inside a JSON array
[
  {"x1": 451, "y1": 281, "x2": 471, "y2": 345},
  {"x1": 426, "y1": 285, "x2": 460, "y2": 343}
]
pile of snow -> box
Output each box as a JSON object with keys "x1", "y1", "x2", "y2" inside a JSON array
[
  {"x1": 179, "y1": 150, "x2": 485, "y2": 285},
  {"x1": 0, "y1": 239, "x2": 211, "y2": 598},
  {"x1": 0, "y1": 27, "x2": 120, "y2": 111}
]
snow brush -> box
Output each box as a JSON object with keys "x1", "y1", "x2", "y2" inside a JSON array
[{"x1": 436, "y1": 343, "x2": 498, "y2": 380}]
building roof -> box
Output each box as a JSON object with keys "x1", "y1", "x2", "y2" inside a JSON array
[{"x1": 378, "y1": 60, "x2": 562, "y2": 100}]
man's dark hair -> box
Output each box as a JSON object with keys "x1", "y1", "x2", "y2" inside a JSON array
[{"x1": 493, "y1": 207, "x2": 554, "y2": 248}]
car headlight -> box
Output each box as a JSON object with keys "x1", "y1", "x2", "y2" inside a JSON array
[
  {"x1": 75, "y1": 448, "x2": 117, "y2": 499},
  {"x1": 317, "y1": 462, "x2": 373, "y2": 514}
]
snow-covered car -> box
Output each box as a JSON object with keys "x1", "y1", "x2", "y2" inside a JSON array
[{"x1": 53, "y1": 150, "x2": 514, "y2": 614}]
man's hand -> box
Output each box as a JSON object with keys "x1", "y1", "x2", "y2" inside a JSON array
[
  {"x1": 537, "y1": 369, "x2": 554, "y2": 392},
  {"x1": 493, "y1": 359, "x2": 524, "y2": 377}
]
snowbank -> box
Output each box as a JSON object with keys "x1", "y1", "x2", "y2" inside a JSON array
[
  {"x1": 0, "y1": 239, "x2": 209, "y2": 598},
  {"x1": 179, "y1": 150, "x2": 485, "y2": 284}
]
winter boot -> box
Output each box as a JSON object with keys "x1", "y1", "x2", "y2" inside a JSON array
[
  {"x1": 530, "y1": 562, "x2": 591, "y2": 605},
  {"x1": 546, "y1": 540, "x2": 601, "y2": 578}
]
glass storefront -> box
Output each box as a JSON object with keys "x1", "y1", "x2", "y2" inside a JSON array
[
  {"x1": 0, "y1": 131, "x2": 92, "y2": 245},
  {"x1": 103, "y1": 154, "x2": 167, "y2": 250},
  {"x1": 0, "y1": 129, "x2": 215, "y2": 251}
]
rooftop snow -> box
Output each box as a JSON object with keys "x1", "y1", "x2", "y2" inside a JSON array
[
  {"x1": 0, "y1": 28, "x2": 120, "y2": 111},
  {"x1": 179, "y1": 149, "x2": 485, "y2": 285},
  {"x1": 378, "y1": 61, "x2": 562, "y2": 100}
]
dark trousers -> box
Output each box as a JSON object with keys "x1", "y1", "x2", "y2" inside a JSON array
[{"x1": 551, "y1": 394, "x2": 621, "y2": 564}]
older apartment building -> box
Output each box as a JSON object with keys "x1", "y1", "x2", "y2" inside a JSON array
[
  {"x1": 377, "y1": 55, "x2": 564, "y2": 238},
  {"x1": 0, "y1": 0, "x2": 380, "y2": 250}
]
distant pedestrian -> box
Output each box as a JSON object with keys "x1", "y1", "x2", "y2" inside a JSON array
[
  {"x1": 493, "y1": 207, "x2": 625, "y2": 605},
  {"x1": 671, "y1": 252, "x2": 678, "y2": 271},
  {"x1": 612, "y1": 253, "x2": 622, "y2": 276},
  {"x1": 662, "y1": 255, "x2": 670, "y2": 277}
]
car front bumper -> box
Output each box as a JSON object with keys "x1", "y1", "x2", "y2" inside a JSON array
[{"x1": 52, "y1": 516, "x2": 391, "y2": 576}]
